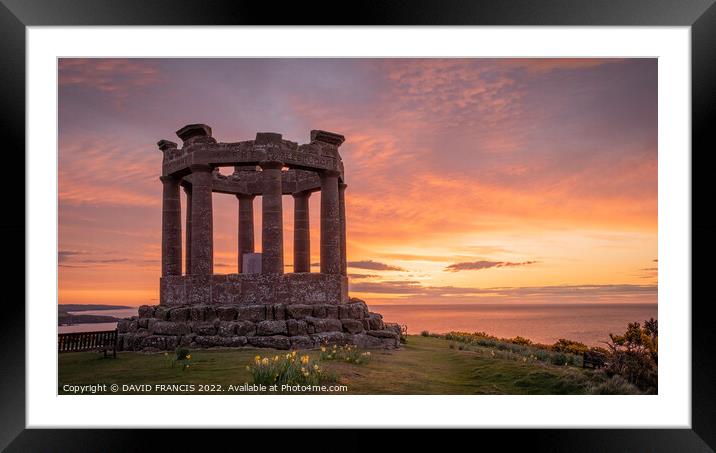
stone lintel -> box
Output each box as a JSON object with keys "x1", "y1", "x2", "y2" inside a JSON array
[
  {"x1": 259, "y1": 160, "x2": 284, "y2": 170},
  {"x1": 255, "y1": 132, "x2": 283, "y2": 145}
]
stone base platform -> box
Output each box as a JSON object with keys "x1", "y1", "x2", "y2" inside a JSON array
[{"x1": 116, "y1": 298, "x2": 401, "y2": 352}]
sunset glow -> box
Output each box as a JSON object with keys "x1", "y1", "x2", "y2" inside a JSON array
[{"x1": 58, "y1": 58, "x2": 657, "y2": 306}]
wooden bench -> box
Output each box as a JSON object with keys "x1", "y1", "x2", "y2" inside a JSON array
[
  {"x1": 582, "y1": 350, "x2": 607, "y2": 369},
  {"x1": 58, "y1": 329, "x2": 118, "y2": 358}
]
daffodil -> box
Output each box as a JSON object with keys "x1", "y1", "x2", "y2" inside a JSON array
[
  {"x1": 186, "y1": 354, "x2": 191, "y2": 360},
  {"x1": 261, "y1": 358, "x2": 269, "y2": 365},
  {"x1": 313, "y1": 364, "x2": 319, "y2": 371},
  {"x1": 321, "y1": 347, "x2": 326, "y2": 352},
  {"x1": 300, "y1": 355, "x2": 309, "y2": 364}
]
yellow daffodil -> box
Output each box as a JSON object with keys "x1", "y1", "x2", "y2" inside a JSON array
[
  {"x1": 261, "y1": 358, "x2": 269, "y2": 365},
  {"x1": 321, "y1": 347, "x2": 326, "y2": 352},
  {"x1": 313, "y1": 364, "x2": 319, "y2": 371},
  {"x1": 300, "y1": 355, "x2": 309, "y2": 364},
  {"x1": 186, "y1": 354, "x2": 191, "y2": 360}
]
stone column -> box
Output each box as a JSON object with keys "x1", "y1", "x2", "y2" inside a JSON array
[
  {"x1": 160, "y1": 175, "x2": 182, "y2": 276},
  {"x1": 338, "y1": 182, "x2": 347, "y2": 276},
  {"x1": 237, "y1": 194, "x2": 255, "y2": 273},
  {"x1": 189, "y1": 164, "x2": 213, "y2": 276},
  {"x1": 260, "y1": 161, "x2": 284, "y2": 274},
  {"x1": 320, "y1": 171, "x2": 341, "y2": 274},
  {"x1": 293, "y1": 191, "x2": 311, "y2": 273},
  {"x1": 183, "y1": 185, "x2": 192, "y2": 275}
]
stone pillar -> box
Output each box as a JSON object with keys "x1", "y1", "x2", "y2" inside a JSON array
[
  {"x1": 183, "y1": 185, "x2": 192, "y2": 275},
  {"x1": 237, "y1": 194, "x2": 255, "y2": 273},
  {"x1": 189, "y1": 164, "x2": 213, "y2": 276},
  {"x1": 160, "y1": 176, "x2": 182, "y2": 276},
  {"x1": 320, "y1": 171, "x2": 341, "y2": 274},
  {"x1": 338, "y1": 182, "x2": 347, "y2": 276},
  {"x1": 293, "y1": 191, "x2": 311, "y2": 273},
  {"x1": 260, "y1": 161, "x2": 284, "y2": 274}
]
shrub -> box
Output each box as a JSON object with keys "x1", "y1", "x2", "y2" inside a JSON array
[
  {"x1": 550, "y1": 352, "x2": 568, "y2": 366},
  {"x1": 420, "y1": 330, "x2": 430, "y2": 337},
  {"x1": 320, "y1": 344, "x2": 372, "y2": 364},
  {"x1": 399, "y1": 324, "x2": 408, "y2": 344},
  {"x1": 247, "y1": 351, "x2": 327, "y2": 386},
  {"x1": 552, "y1": 338, "x2": 589, "y2": 356},
  {"x1": 510, "y1": 336, "x2": 532, "y2": 346},
  {"x1": 604, "y1": 319, "x2": 658, "y2": 392},
  {"x1": 165, "y1": 347, "x2": 192, "y2": 370}
]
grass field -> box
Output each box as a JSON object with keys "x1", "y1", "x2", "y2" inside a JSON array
[{"x1": 58, "y1": 335, "x2": 603, "y2": 395}]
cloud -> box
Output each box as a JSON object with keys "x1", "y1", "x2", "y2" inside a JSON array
[
  {"x1": 444, "y1": 260, "x2": 537, "y2": 272},
  {"x1": 58, "y1": 250, "x2": 83, "y2": 263},
  {"x1": 59, "y1": 136, "x2": 159, "y2": 207},
  {"x1": 350, "y1": 280, "x2": 657, "y2": 300},
  {"x1": 348, "y1": 273, "x2": 380, "y2": 279},
  {"x1": 59, "y1": 58, "x2": 161, "y2": 103},
  {"x1": 310, "y1": 260, "x2": 405, "y2": 271},
  {"x1": 347, "y1": 260, "x2": 406, "y2": 271}
]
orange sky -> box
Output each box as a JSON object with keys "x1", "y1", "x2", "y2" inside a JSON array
[{"x1": 58, "y1": 58, "x2": 657, "y2": 306}]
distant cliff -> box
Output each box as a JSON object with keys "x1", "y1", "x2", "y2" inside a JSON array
[{"x1": 58, "y1": 304, "x2": 130, "y2": 325}]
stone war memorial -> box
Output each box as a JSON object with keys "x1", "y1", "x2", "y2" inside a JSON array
[{"x1": 117, "y1": 124, "x2": 401, "y2": 351}]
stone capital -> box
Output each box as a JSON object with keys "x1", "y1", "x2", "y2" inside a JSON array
[
  {"x1": 176, "y1": 124, "x2": 212, "y2": 142},
  {"x1": 339, "y1": 182, "x2": 347, "y2": 190},
  {"x1": 319, "y1": 169, "x2": 341, "y2": 179},
  {"x1": 236, "y1": 193, "x2": 255, "y2": 200},
  {"x1": 159, "y1": 175, "x2": 179, "y2": 184},
  {"x1": 259, "y1": 160, "x2": 284, "y2": 170},
  {"x1": 157, "y1": 139, "x2": 178, "y2": 152},
  {"x1": 310, "y1": 130, "x2": 345, "y2": 147},
  {"x1": 189, "y1": 163, "x2": 213, "y2": 174},
  {"x1": 292, "y1": 190, "x2": 312, "y2": 199}
]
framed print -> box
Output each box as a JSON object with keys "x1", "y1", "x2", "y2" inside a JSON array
[{"x1": 2, "y1": 0, "x2": 714, "y2": 450}]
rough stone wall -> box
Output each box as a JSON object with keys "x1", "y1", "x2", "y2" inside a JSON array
[
  {"x1": 117, "y1": 299, "x2": 401, "y2": 352},
  {"x1": 160, "y1": 273, "x2": 348, "y2": 306}
]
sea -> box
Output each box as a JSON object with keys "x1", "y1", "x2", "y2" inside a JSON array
[{"x1": 58, "y1": 303, "x2": 657, "y2": 347}]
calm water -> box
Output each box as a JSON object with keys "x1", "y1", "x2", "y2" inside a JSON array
[
  {"x1": 373, "y1": 303, "x2": 658, "y2": 347},
  {"x1": 58, "y1": 304, "x2": 657, "y2": 347}
]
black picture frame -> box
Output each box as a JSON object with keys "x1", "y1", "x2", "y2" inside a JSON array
[{"x1": 1, "y1": 0, "x2": 713, "y2": 450}]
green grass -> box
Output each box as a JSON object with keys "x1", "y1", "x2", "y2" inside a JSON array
[{"x1": 58, "y1": 335, "x2": 603, "y2": 395}]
